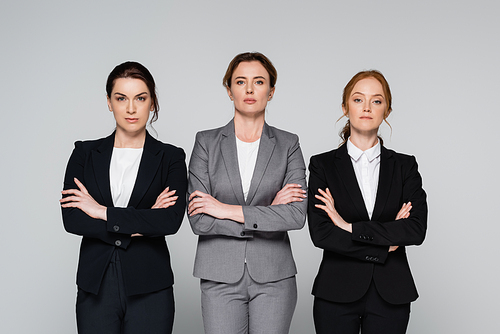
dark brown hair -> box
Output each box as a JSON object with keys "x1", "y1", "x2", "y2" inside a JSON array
[
  {"x1": 223, "y1": 52, "x2": 277, "y2": 89},
  {"x1": 106, "y1": 61, "x2": 159, "y2": 124},
  {"x1": 339, "y1": 70, "x2": 392, "y2": 146}
]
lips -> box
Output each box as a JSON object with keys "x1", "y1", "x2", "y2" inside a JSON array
[
  {"x1": 244, "y1": 98, "x2": 256, "y2": 104},
  {"x1": 126, "y1": 118, "x2": 139, "y2": 123}
]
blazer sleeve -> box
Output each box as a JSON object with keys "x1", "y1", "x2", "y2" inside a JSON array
[
  {"x1": 106, "y1": 147, "x2": 187, "y2": 237},
  {"x1": 241, "y1": 135, "x2": 307, "y2": 232},
  {"x1": 308, "y1": 155, "x2": 390, "y2": 264},
  {"x1": 351, "y1": 155, "x2": 427, "y2": 246},
  {"x1": 62, "y1": 141, "x2": 132, "y2": 249},
  {"x1": 188, "y1": 131, "x2": 251, "y2": 238}
]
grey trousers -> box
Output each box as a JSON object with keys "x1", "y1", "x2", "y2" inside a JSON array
[{"x1": 200, "y1": 265, "x2": 297, "y2": 334}]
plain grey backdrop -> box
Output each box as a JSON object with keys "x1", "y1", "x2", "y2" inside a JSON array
[{"x1": 1, "y1": 0, "x2": 499, "y2": 333}]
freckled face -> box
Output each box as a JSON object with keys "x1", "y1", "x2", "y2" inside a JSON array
[
  {"x1": 227, "y1": 61, "x2": 275, "y2": 117},
  {"x1": 107, "y1": 78, "x2": 152, "y2": 135},
  {"x1": 343, "y1": 77, "x2": 388, "y2": 135}
]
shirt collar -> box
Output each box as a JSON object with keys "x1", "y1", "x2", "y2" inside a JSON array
[{"x1": 347, "y1": 138, "x2": 381, "y2": 162}]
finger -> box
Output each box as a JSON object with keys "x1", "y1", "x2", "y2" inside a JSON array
[
  {"x1": 157, "y1": 190, "x2": 177, "y2": 201},
  {"x1": 74, "y1": 178, "x2": 89, "y2": 195},
  {"x1": 189, "y1": 190, "x2": 206, "y2": 201}
]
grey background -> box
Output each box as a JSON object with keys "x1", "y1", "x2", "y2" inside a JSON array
[{"x1": 1, "y1": 0, "x2": 498, "y2": 333}]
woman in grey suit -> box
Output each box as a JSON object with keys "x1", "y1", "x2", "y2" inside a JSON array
[{"x1": 188, "y1": 52, "x2": 307, "y2": 334}]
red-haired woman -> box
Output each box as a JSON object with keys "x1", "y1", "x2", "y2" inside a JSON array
[{"x1": 308, "y1": 70, "x2": 427, "y2": 334}]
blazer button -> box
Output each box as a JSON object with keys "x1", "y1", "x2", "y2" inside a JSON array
[
  {"x1": 113, "y1": 225, "x2": 120, "y2": 232},
  {"x1": 240, "y1": 232, "x2": 245, "y2": 236},
  {"x1": 369, "y1": 237, "x2": 373, "y2": 241},
  {"x1": 374, "y1": 257, "x2": 379, "y2": 262},
  {"x1": 115, "y1": 240, "x2": 122, "y2": 247},
  {"x1": 365, "y1": 256, "x2": 370, "y2": 261},
  {"x1": 253, "y1": 224, "x2": 258, "y2": 229}
]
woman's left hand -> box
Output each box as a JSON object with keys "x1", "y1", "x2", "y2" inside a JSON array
[
  {"x1": 188, "y1": 190, "x2": 230, "y2": 219},
  {"x1": 271, "y1": 183, "x2": 306, "y2": 205},
  {"x1": 60, "y1": 178, "x2": 107, "y2": 221},
  {"x1": 315, "y1": 188, "x2": 352, "y2": 233}
]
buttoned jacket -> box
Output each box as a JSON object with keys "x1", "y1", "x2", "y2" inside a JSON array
[
  {"x1": 62, "y1": 131, "x2": 187, "y2": 296},
  {"x1": 308, "y1": 143, "x2": 427, "y2": 304},
  {"x1": 188, "y1": 119, "x2": 307, "y2": 283}
]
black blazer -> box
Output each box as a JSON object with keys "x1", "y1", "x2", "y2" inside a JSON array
[
  {"x1": 62, "y1": 132, "x2": 187, "y2": 296},
  {"x1": 308, "y1": 143, "x2": 427, "y2": 305}
]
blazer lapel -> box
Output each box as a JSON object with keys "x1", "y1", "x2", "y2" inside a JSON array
[
  {"x1": 335, "y1": 144, "x2": 370, "y2": 220},
  {"x1": 220, "y1": 120, "x2": 246, "y2": 205},
  {"x1": 371, "y1": 146, "x2": 394, "y2": 221},
  {"x1": 128, "y1": 132, "x2": 163, "y2": 208},
  {"x1": 91, "y1": 133, "x2": 115, "y2": 207},
  {"x1": 246, "y1": 122, "x2": 275, "y2": 205}
]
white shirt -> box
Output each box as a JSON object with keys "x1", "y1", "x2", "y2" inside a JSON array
[
  {"x1": 236, "y1": 137, "x2": 260, "y2": 201},
  {"x1": 109, "y1": 147, "x2": 143, "y2": 208},
  {"x1": 347, "y1": 138, "x2": 381, "y2": 219}
]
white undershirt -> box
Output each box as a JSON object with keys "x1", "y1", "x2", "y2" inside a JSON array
[
  {"x1": 236, "y1": 137, "x2": 260, "y2": 201},
  {"x1": 347, "y1": 138, "x2": 381, "y2": 219},
  {"x1": 109, "y1": 147, "x2": 143, "y2": 208}
]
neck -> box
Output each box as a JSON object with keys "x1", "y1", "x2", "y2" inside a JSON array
[
  {"x1": 234, "y1": 112, "x2": 265, "y2": 142},
  {"x1": 349, "y1": 131, "x2": 379, "y2": 151},
  {"x1": 114, "y1": 128, "x2": 146, "y2": 148}
]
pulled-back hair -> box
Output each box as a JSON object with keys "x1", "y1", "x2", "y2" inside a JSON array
[
  {"x1": 106, "y1": 61, "x2": 159, "y2": 125},
  {"x1": 339, "y1": 70, "x2": 392, "y2": 146},
  {"x1": 223, "y1": 52, "x2": 277, "y2": 89}
]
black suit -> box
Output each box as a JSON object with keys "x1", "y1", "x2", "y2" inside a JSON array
[
  {"x1": 308, "y1": 143, "x2": 427, "y2": 333},
  {"x1": 62, "y1": 131, "x2": 187, "y2": 297}
]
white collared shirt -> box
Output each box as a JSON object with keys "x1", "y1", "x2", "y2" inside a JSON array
[{"x1": 347, "y1": 138, "x2": 381, "y2": 219}]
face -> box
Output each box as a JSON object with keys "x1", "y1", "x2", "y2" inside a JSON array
[
  {"x1": 227, "y1": 61, "x2": 275, "y2": 117},
  {"x1": 342, "y1": 77, "x2": 388, "y2": 136},
  {"x1": 107, "y1": 78, "x2": 153, "y2": 136}
]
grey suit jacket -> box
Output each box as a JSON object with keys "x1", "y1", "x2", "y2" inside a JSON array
[{"x1": 188, "y1": 119, "x2": 307, "y2": 283}]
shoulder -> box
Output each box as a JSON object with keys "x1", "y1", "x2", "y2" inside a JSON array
[
  {"x1": 72, "y1": 134, "x2": 111, "y2": 152},
  {"x1": 383, "y1": 146, "x2": 417, "y2": 165},
  {"x1": 310, "y1": 145, "x2": 344, "y2": 164},
  {"x1": 195, "y1": 124, "x2": 227, "y2": 142},
  {"x1": 147, "y1": 134, "x2": 186, "y2": 159},
  {"x1": 266, "y1": 124, "x2": 299, "y2": 143}
]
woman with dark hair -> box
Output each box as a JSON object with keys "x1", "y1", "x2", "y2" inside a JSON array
[
  {"x1": 188, "y1": 52, "x2": 307, "y2": 334},
  {"x1": 308, "y1": 70, "x2": 427, "y2": 334},
  {"x1": 60, "y1": 61, "x2": 187, "y2": 333}
]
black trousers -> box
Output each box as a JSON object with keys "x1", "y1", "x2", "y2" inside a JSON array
[
  {"x1": 313, "y1": 280, "x2": 410, "y2": 334},
  {"x1": 76, "y1": 251, "x2": 174, "y2": 334}
]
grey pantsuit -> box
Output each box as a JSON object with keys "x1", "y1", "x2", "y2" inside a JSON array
[{"x1": 188, "y1": 119, "x2": 307, "y2": 333}]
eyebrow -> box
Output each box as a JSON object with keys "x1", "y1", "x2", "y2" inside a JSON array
[
  {"x1": 113, "y1": 92, "x2": 149, "y2": 97},
  {"x1": 352, "y1": 92, "x2": 384, "y2": 98},
  {"x1": 234, "y1": 76, "x2": 267, "y2": 80}
]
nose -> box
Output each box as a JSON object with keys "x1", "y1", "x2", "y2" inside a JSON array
[
  {"x1": 127, "y1": 100, "x2": 136, "y2": 114},
  {"x1": 246, "y1": 82, "x2": 254, "y2": 94},
  {"x1": 363, "y1": 101, "x2": 371, "y2": 112}
]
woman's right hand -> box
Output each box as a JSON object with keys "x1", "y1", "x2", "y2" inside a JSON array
[
  {"x1": 271, "y1": 184, "x2": 306, "y2": 205},
  {"x1": 389, "y1": 202, "x2": 412, "y2": 252},
  {"x1": 152, "y1": 187, "x2": 178, "y2": 209}
]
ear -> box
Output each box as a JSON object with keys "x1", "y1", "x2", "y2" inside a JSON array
[
  {"x1": 342, "y1": 104, "x2": 348, "y2": 118},
  {"x1": 150, "y1": 102, "x2": 154, "y2": 112},
  {"x1": 385, "y1": 107, "x2": 392, "y2": 118},
  {"x1": 227, "y1": 86, "x2": 233, "y2": 101},
  {"x1": 107, "y1": 95, "x2": 112, "y2": 112},
  {"x1": 267, "y1": 87, "x2": 276, "y2": 101}
]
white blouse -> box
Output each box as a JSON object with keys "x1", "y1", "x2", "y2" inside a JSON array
[
  {"x1": 236, "y1": 137, "x2": 260, "y2": 201},
  {"x1": 109, "y1": 147, "x2": 143, "y2": 208}
]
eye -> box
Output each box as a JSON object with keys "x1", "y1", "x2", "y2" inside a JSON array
[
  {"x1": 117, "y1": 96, "x2": 125, "y2": 101},
  {"x1": 236, "y1": 80, "x2": 244, "y2": 85},
  {"x1": 373, "y1": 100, "x2": 382, "y2": 104},
  {"x1": 255, "y1": 80, "x2": 264, "y2": 85},
  {"x1": 137, "y1": 96, "x2": 146, "y2": 101},
  {"x1": 353, "y1": 98, "x2": 362, "y2": 103}
]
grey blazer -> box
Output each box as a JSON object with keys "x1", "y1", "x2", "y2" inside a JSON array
[{"x1": 188, "y1": 119, "x2": 307, "y2": 284}]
